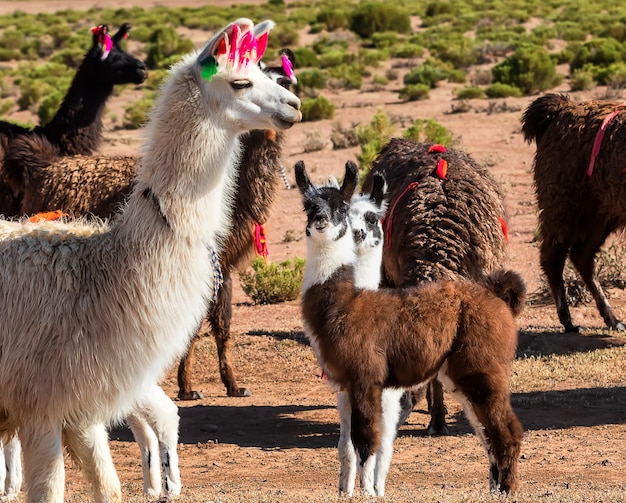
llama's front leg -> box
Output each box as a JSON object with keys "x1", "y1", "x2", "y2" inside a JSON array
[
  {"x1": 336, "y1": 391, "x2": 357, "y2": 496},
  {"x1": 350, "y1": 384, "x2": 383, "y2": 496},
  {"x1": 127, "y1": 412, "x2": 162, "y2": 497},
  {"x1": 63, "y1": 423, "x2": 121, "y2": 503},
  {"x1": 1, "y1": 434, "x2": 22, "y2": 500},
  {"x1": 374, "y1": 388, "x2": 403, "y2": 496},
  {"x1": 19, "y1": 423, "x2": 65, "y2": 503}
]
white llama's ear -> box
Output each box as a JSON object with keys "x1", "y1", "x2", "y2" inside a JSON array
[
  {"x1": 196, "y1": 18, "x2": 255, "y2": 75},
  {"x1": 326, "y1": 176, "x2": 340, "y2": 189}
]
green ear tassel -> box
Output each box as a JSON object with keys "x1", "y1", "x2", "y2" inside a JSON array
[{"x1": 199, "y1": 56, "x2": 218, "y2": 81}]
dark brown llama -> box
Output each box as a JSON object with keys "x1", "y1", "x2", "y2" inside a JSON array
[
  {"x1": 361, "y1": 138, "x2": 509, "y2": 434},
  {"x1": 296, "y1": 159, "x2": 524, "y2": 495},
  {"x1": 0, "y1": 23, "x2": 147, "y2": 215},
  {"x1": 2, "y1": 51, "x2": 297, "y2": 400},
  {"x1": 522, "y1": 93, "x2": 626, "y2": 332}
]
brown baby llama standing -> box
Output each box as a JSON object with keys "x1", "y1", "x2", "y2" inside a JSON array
[
  {"x1": 361, "y1": 138, "x2": 509, "y2": 434},
  {"x1": 522, "y1": 93, "x2": 626, "y2": 332},
  {"x1": 296, "y1": 159, "x2": 524, "y2": 495}
]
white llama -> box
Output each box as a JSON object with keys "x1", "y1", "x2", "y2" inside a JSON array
[
  {"x1": 336, "y1": 174, "x2": 414, "y2": 497},
  {"x1": 0, "y1": 18, "x2": 300, "y2": 503}
]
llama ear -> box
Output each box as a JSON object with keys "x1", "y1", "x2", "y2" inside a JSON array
[
  {"x1": 371, "y1": 173, "x2": 388, "y2": 209},
  {"x1": 111, "y1": 23, "x2": 132, "y2": 45},
  {"x1": 253, "y1": 20, "x2": 276, "y2": 62},
  {"x1": 341, "y1": 161, "x2": 359, "y2": 200},
  {"x1": 90, "y1": 24, "x2": 113, "y2": 60},
  {"x1": 294, "y1": 160, "x2": 312, "y2": 196}
]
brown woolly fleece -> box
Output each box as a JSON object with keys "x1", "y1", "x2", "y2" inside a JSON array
[{"x1": 302, "y1": 265, "x2": 524, "y2": 493}]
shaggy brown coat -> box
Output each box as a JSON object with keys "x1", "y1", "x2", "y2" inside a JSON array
[
  {"x1": 302, "y1": 265, "x2": 524, "y2": 493},
  {"x1": 361, "y1": 138, "x2": 509, "y2": 433},
  {"x1": 521, "y1": 93, "x2": 626, "y2": 332}
]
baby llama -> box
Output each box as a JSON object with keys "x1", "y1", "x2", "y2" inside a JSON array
[
  {"x1": 296, "y1": 159, "x2": 524, "y2": 495},
  {"x1": 0, "y1": 18, "x2": 300, "y2": 503}
]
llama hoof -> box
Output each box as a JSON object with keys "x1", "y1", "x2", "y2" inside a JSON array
[
  {"x1": 562, "y1": 324, "x2": 580, "y2": 334},
  {"x1": 612, "y1": 321, "x2": 626, "y2": 332},
  {"x1": 228, "y1": 387, "x2": 252, "y2": 397},
  {"x1": 177, "y1": 390, "x2": 204, "y2": 400},
  {"x1": 427, "y1": 422, "x2": 449, "y2": 436}
]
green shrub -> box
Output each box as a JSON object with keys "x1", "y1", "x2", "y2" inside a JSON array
[
  {"x1": 570, "y1": 68, "x2": 596, "y2": 91},
  {"x1": 316, "y1": 8, "x2": 350, "y2": 31},
  {"x1": 294, "y1": 68, "x2": 327, "y2": 94},
  {"x1": 455, "y1": 86, "x2": 486, "y2": 100},
  {"x1": 393, "y1": 43, "x2": 424, "y2": 59},
  {"x1": 403, "y1": 118, "x2": 454, "y2": 146},
  {"x1": 570, "y1": 38, "x2": 626, "y2": 73},
  {"x1": 0, "y1": 48, "x2": 21, "y2": 62},
  {"x1": 485, "y1": 82, "x2": 523, "y2": 98},
  {"x1": 399, "y1": 83, "x2": 430, "y2": 101},
  {"x1": 240, "y1": 257, "x2": 305, "y2": 305},
  {"x1": 491, "y1": 44, "x2": 560, "y2": 94},
  {"x1": 371, "y1": 31, "x2": 398, "y2": 50},
  {"x1": 145, "y1": 26, "x2": 195, "y2": 70},
  {"x1": 123, "y1": 96, "x2": 155, "y2": 129},
  {"x1": 292, "y1": 47, "x2": 318, "y2": 68},
  {"x1": 356, "y1": 109, "x2": 394, "y2": 175},
  {"x1": 327, "y1": 63, "x2": 363, "y2": 90},
  {"x1": 301, "y1": 95, "x2": 335, "y2": 121},
  {"x1": 318, "y1": 49, "x2": 350, "y2": 68},
  {"x1": 404, "y1": 63, "x2": 447, "y2": 88},
  {"x1": 17, "y1": 79, "x2": 51, "y2": 111},
  {"x1": 37, "y1": 90, "x2": 64, "y2": 125},
  {"x1": 349, "y1": 2, "x2": 411, "y2": 39}
]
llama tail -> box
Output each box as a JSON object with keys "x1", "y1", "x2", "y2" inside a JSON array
[
  {"x1": 520, "y1": 93, "x2": 570, "y2": 145},
  {"x1": 2, "y1": 134, "x2": 59, "y2": 196},
  {"x1": 484, "y1": 269, "x2": 527, "y2": 317}
]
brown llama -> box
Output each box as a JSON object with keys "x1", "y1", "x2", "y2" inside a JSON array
[
  {"x1": 361, "y1": 137, "x2": 509, "y2": 434},
  {"x1": 522, "y1": 93, "x2": 626, "y2": 333},
  {"x1": 296, "y1": 159, "x2": 524, "y2": 495},
  {"x1": 1, "y1": 51, "x2": 297, "y2": 401},
  {"x1": 0, "y1": 23, "x2": 147, "y2": 215}
]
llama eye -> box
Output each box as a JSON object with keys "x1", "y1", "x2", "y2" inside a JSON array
[
  {"x1": 365, "y1": 212, "x2": 377, "y2": 224},
  {"x1": 230, "y1": 80, "x2": 252, "y2": 90}
]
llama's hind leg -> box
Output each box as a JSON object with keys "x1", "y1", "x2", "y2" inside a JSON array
[
  {"x1": 211, "y1": 270, "x2": 251, "y2": 397},
  {"x1": 426, "y1": 379, "x2": 448, "y2": 435},
  {"x1": 63, "y1": 423, "x2": 121, "y2": 503},
  {"x1": 19, "y1": 423, "x2": 65, "y2": 503},
  {"x1": 442, "y1": 371, "x2": 522, "y2": 493},
  {"x1": 374, "y1": 388, "x2": 404, "y2": 496},
  {"x1": 127, "y1": 412, "x2": 162, "y2": 497},
  {"x1": 336, "y1": 391, "x2": 357, "y2": 497},
  {"x1": 539, "y1": 231, "x2": 577, "y2": 332},
  {"x1": 1, "y1": 434, "x2": 22, "y2": 500},
  {"x1": 569, "y1": 231, "x2": 625, "y2": 331},
  {"x1": 350, "y1": 384, "x2": 383, "y2": 496}
]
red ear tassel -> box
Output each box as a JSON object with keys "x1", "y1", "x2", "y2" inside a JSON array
[
  {"x1": 254, "y1": 223, "x2": 269, "y2": 260},
  {"x1": 499, "y1": 217, "x2": 509, "y2": 242},
  {"x1": 435, "y1": 158, "x2": 448, "y2": 180}
]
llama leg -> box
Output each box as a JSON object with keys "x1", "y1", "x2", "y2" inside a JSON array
[
  {"x1": 441, "y1": 368, "x2": 522, "y2": 494},
  {"x1": 63, "y1": 423, "x2": 121, "y2": 503},
  {"x1": 19, "y1": 423, "x2": 64, "y2": 503},
  {"x1": 127, "y1": 412, "x2": 162, "y2": 497},
  {"x1": 3, "y1": 434, "x2": 22, "y2": 500},
  {"x1": 212, "y1": 271, "x2": 251, "y2": 397},
  {"x1": 350, "y1": 384, "x2": 383, "y2": 496},
  {"x1": 0, "y1": 440, "x2": 6, "y2": 498},
  {"x1": 336, "y1": 391, "x2": 357, "y2": 497},
  {"x1": 374, "y1": 388, "x2": 403, "y2": 496},
  {"x1": 539, "y1": 231, "x2": 577, "y2": 332},
  {"x1": 426, "y1": 379, "x2": 448, "y2": 435},
  {"x1": 139, "y1": 385, "x2": 182, "y2": 496},
  {"x1": 177, "y1": 333, "x2": 203, "y2": 400},
  {"x1": 569, "y1": 231, "x2": 625, "y2": 331}
]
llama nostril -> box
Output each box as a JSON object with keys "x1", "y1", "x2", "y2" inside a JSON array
[{"x1": 353, "y1": 229, "x2": 365, "y2": 243}]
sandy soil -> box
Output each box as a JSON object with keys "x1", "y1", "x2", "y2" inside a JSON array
[{"x1": 2, "y1": 2, "x2": 626, "y2": 502}]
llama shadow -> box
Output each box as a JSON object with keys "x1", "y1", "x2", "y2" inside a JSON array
[
  {"x1": 247, "y1": 329, "x2": 310, "y2": 345},
  {"x1": 110, "y1": 403, "x2": 339, "y2": 450},
  {"x1": 517, "y1": 327, "x2": 626, "y2": 359}
]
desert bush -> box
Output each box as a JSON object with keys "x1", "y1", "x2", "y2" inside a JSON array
[
  {"x1": 491, "y1": 44, "x2": 561, "y2": 94},
  {"x1": 403, "y1": 118, "x2": 454, "y2": 146},
  {"x1": 595, "y1": 62, "x2": 626, "y2": 88},
  {"x1": 330, "y1": 121, "x2": 359, "y2": 150},
  {"x1": 37, "y1": 90, "x2": 64, "y2": 125},
  {"x1": 123, "y1": 95, "x2": 155, "y2": 129},
  {"x1": 570, "y1": 38, "x2": 626, "y2": 74},
  {"x1": 303, "y1": 129, "x2": 326, "y2": 152},
  {"x1": 404, "y1": 63, "x2": 447, "y2": 88},
  {"x1": 0, "y1": 99, "x2": 14, "y2": 115},
  {"x1": 355, "y1": 108, "x2": 394, "y2": 174},
  {"x1": 429, "y1": 35, "x2": 478, "y2": 69},
  {"x1": 294, "y1": 68, "x2": 327, "y2": 95},
  {"x1": 349, "y1": 2, "x2": 411, "y2": 39},
  {"x1": 393, "y1": 43, "x2": 424, "y2": 59},
  {"x1": 301, "y1": 95, "x2": 335, "y2": 121},
  {"x1": 455, "y1": 86, "x2": 486, "y2": 100},
  {"x1": 316, "y1": 8, "x2": 350, "y2": 31},
  {"x1": 327, "y1": 63, "x2": 363, "y2": 90},
  {"x1": 17, "y1": 79, "x2": 51, "y2": 111},
  {"x1": 399, "y1": 83, "x2": 430, "y2": 101},
  {"x1": 145, "y1": 26, "x2": 195, "y2": 69},
  {"x1": 570, "y1": 68, "x2": 596, "y2": 91},
  {"x1": 371, "y1": 31, "x2": 398, "y2": 50},
  {"x1": 485, "y1": 82, "x2": 523, "y2": 98},
  {"x1": 372, "y1": 74, "x2": 389, "y2": 86},
  {"x1": 292, "y1": 47, "x2": 318, "y2": 68},
  {"x1": 240, "y1": 257, "x2": 305, "y2": 305}
]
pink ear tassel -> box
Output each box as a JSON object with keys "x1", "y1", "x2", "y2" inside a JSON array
[
  {"x1": 256, "y1": 32, "x2": 269, "y2": 61},
  {"x1": 281, "y1": 53, "x2": 297, "y2": 83},
  {"x1": 101, "y1": 32, "x2": 113, "y2": 60},
  {"x1": 227, "y1": 24, "x2": 240, "y2": 71}
]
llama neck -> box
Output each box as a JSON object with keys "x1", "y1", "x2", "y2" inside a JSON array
[
  {"x1": 40, "y1": 73, "x2": 111, "y2": 155},
  {"x1": 354, "y1": 244, "x2": 383, "y2": 290},
  {"x1": 303, "y1": 233, "x2": 356, "y2": 292}
]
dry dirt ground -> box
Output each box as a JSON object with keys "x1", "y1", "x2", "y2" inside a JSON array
[{"x1": 3, "y1": 1, "x2": 626, "y2": 502}]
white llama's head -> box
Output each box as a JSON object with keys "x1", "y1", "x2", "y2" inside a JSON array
[
  {"x1": 295, "y1": 160, "x2": 359, "y2": 244},
  {"x1": 350, "y1": 172, "x2": 387, "y2": 255},
  {"x1": 193, "y1": 18, "x2": 301, "y2": 132}
]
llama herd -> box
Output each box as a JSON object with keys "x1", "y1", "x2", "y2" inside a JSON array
[{"x1": 0, "y1": 13, "x2": 623, "y2": 503}]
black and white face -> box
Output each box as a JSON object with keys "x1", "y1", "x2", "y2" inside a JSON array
[{"x1": 349, "y1": 197, "x2": 384, "y2": 252}]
